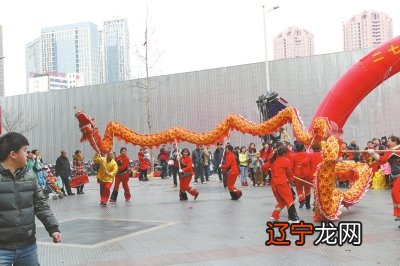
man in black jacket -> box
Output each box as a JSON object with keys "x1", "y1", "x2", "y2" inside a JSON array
[
  {"x1": 348, "y1": 139, "x2": 360, "y2": 162},
  {"x1": 56, "y1": 150, "x2": 74, "y2": 195},
  {"x1": 192, "y1": 145, "x2": 205, "y2": 184},
  {"x1": 213, "y1": 142, "x2": 224, "y2": 184},
  {"x1": 0, "y1": 132, "x2": 61, "y2": 265}
]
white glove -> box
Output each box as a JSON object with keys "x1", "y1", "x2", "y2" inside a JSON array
[
  {"x1": 367, "y1": 149, "x2": 375, "y2": 155},
  {"x1": 179, "y1": 169, "x2": 183, "y2": 173},
  {"x1": 372, "y1": 153, "x2": 380, "y2": 161}
]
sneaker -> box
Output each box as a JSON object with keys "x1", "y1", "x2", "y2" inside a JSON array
[
  {"x1": 288, "y1": 219, "x2": 300, "y2": 224},
  {"x1": 202, "y1": 181, "x2": 206, "y2": 184},
  {"x1": 100, "y1": 202, "x2": 107, "y2": 207},
  {"x1": 260, "y1": 184, "x2": 264, "y2": 187},
  {"x1": 194, "y1": 181, "x2": 198, "y2": 184},
  {"x1": 395, "y1": 217, "x2": 400, "y2": 221},
  {"x1": 255, "y1": 184, "x2": 259, "y2": 187},
  {"x1": 109, "y1": 199, "x2": 116, "y2": 203},
  {"x1": 269, "y1": 217, "x2": 278, "y2": 222}
]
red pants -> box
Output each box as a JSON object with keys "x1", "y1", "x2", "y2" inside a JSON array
[
  {"x1": 180, "y1": 175, "x2": 198, "y2": 196},
  {"x1": 114, "y1": 173, "x2": 131, "y2": 200},
  {"x1": 271, "y1": 183, "x2": 294, "y2": 218},
  {"x1": 226, "y1": 171, "x2": 240, "y2": 192},
  {"x1": 392, "y1": 178, "x2": 400, "y2": 217},
  {"x1": 294, "y1": 176, "x2": 311, "y2": 202},
  {"x1": 100, "y1": 181, "x2": 112, "y2": 204}
]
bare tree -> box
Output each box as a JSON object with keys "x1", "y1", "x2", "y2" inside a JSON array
[
  {"x1": 133, "y1": 7, "x2": 162, "y2": 173},
  {"x1": 1, "y1": 107, "x2": 38, "y2": 134},
  {"x1": 134, "y1": 7, "x2": 162, "y2": 135}
]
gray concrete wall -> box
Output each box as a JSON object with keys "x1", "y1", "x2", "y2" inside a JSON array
[{"x1": 4, "y1": 48, "x2": 400, "y2": 163}]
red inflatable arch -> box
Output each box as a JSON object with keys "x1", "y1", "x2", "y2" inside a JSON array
[{"x1": 311, "y1": 35, "x2": 400, "y2": 130}]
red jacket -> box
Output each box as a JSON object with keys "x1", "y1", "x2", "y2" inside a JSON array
[
  {"x1": 158, "y1": 150, "x2": 168, "y2": 162},
  {"x1": 180, "y1": 156, "x2": 194, "y2": 175},
  {"x1": 292, "y1": 151, "x2": 311, "y2": 178},
  {"x1": 138, "y1": 151, "x2": 150, "y2": 170},
  {"x1": 260, "y1": 147, "x2": 272, "y2": 162},
  {"x1": 116, "y1": 154, "x2": 130, "y2": 174},
  {"x1": 262, "y1": 156, "x2": 294, "y2": 188},
  {"x1": 221, "y1": 151, "x2": 239, "y2": 175}
]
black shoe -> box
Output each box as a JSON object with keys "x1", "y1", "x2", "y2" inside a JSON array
[
  {"x1": 68, "y1": 193, "x2": 75, "y2": 195},
  {"x1": 288, "y1": 204, "x2": 300, "y2": 222},
  {"x1": 179, "y1": 191, "x2": 188, "y2": 201},
  {"x1": 110, "y1": 190, "x2": 118, "y2": 202},
  {"x1": 230, "y1": 190, "x2": 242, "y2": 200}
]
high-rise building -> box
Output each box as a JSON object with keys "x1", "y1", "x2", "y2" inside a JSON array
[
  {"x1": 273, "y1": 26, "x2": 314, "y2": 60},
  {"x1": 98, "y1": 30, "x2": 105, "y2": 84},
  {"x1": 102, "y1": 18, "x2": 131, "y2": 83},
  {"x1": 40, "y1": 22, "x2": 100, "y2": 86},
  {"x1": 25, "y1": 38, "x2": 42, "y2": 93},
  {"x1": 344, "y1": 10, "x2": 393, "y2": 51},
  {"x1": 0, "y1": 25, "x2": 4, "y2": 97}
]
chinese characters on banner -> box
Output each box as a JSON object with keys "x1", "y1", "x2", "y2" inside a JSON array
[
  {"x1": 372, "y1": 44, "x2": 400, "y2": 63},
  {"x1": 266, "y1": 221, "x2": 362, "y2": 246}
]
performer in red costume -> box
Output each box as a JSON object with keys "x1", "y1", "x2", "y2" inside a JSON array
[
  {"x1": 178, "y1": 148, "x2": 199, "y2": 201},
  {"x1": 138, "y1": 148, "x2": 150, "y2": 181},
  {"x1": 292, "y1": 142, "x2": 311, "y2": 209},
  {"x1": 362, "y1": 141, "x2": 380, "y2": 174},
  {"x1": 110, "y1": 147, "x2": 132, "y2": 202},
  {"x1": 220, "y1": 144, "x2": 242, "y2": 200},
  {"x1": 370, "y1": 136, "x2": 400, "y2": 223},
  {"x1": 262, "y1": 144, "x2": 300, "y2": 223}
]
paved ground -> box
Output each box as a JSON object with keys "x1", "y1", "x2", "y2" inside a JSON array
[{"x1": 36, "y1": 175, "x2": 400, "y2": 266}]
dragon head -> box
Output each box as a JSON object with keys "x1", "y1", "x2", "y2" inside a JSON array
[{"x1": 75, "y1": 111, "x2": 97, "y2": 142}]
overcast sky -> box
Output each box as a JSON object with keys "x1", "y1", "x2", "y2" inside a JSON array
[{"x1": 0, "y1": 0, "x2": 399, "y2": 96}]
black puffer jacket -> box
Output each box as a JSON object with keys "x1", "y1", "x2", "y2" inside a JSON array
[
  {"x1": 0, "y1": 164, "x2": 60, "y2": 249},
  {"x1": 55, "y1": 155, "x2": 71, "y2": 178}
]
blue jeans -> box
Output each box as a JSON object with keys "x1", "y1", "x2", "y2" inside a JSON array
[
  {"x1": 204, "y1": 165, "x2": 211, "y2": 180},
  {"x1": 0, "y1": 242, "x2": 39, "y2": 265},
  {"x1": 240, "y1": 166, "x2": 248, "y2": 183}
]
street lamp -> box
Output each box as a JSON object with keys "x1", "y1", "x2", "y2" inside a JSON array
[{"x1": 262, "y1": 5, "x2": 279, "y2": 94}]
